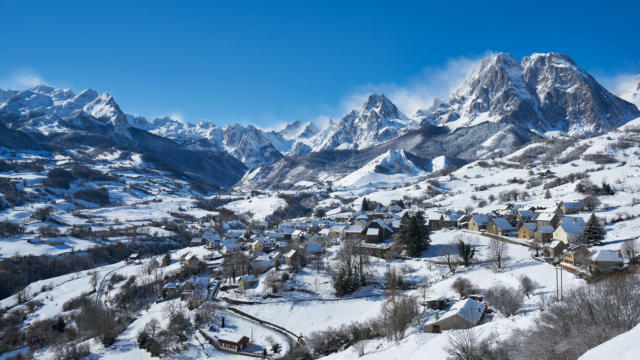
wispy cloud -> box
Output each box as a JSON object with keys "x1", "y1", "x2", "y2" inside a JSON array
[
  {"x1": 336, "y1": 52, "x2": 493, "y2": 118},
  {"x1": 597, "y1": 73, "x2": 639, "y2": 97},
  {"x1": 0, "y1": 68, "x2": 47, "y2": 90}
]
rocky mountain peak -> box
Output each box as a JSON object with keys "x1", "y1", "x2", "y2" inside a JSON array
[{"x1": 417, "y1": 51, "x2": 640, "y2": 135}]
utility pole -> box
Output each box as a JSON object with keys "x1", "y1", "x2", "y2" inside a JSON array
[
  {"x1": 555, "y1": 267, "x2": 559, "y2": 299},
  {"x1": 560, "y1": 267, "x2": 563, "y2": 300}
]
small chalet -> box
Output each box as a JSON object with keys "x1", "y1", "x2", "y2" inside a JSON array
[
  {"x1": 239, "y1": 274, "x2": 257, "y2": 290},
  {"x1": 424, "y1": 298, "x2": 485, "y2": 333},
  {"x1": 534, "y1": 225, "x2": 554, "y2": 243},
  {"x1": 518, "y1": 223, "x2": 537, "y2": 239},
  {"x1": 184, "y1": 253, "x2": 201, "y2": 268},
  {"x1": 162, "y1": 282, "x2": 181, "y2": 299},
  {"x1": 328, "y1": 225, "x2": 346, "y2": 240},
  {"x1": 250, "y1": 254, "x2": 274, "y2": 273},
  {"x1": 558, "y1": 216, "x2": 586, "y2": 230},
  {"x1": 543, "y1": 240, "x2": 566, "y2": 258},
  {"x1": 218, "y1": 335, "x2": 250, "y2": 352},
  {"x1": 516, "y1": 209, "x2": 535, "y2": 221},
  {"x1": 189, "y1": 237, "x2": 205, "y2": 246},
  {"x1": 226, "y1": 229, "x2": 245, "y2": 240},
  {"x1": 487, "y1": 218, "x2": 515, "y2": 236},
  {"x1": 304, "y1": 242, "x2": 324, "y2": 256},
  {"x1": 557, "y1": 201, "x2": 582, "y2": 215},
  {"x1": 202, "y1": 230, "x2": 221, "y2": 242},
  {"x1": 553, "y1": 223, "x2": 583, "y2": 245},
  {"x1": 285, "y1": 249, "x2": 301, "y2": 266},
  {"x1": 363, "y1": 219, "x2": 393, "y2": 243},
  {"x1": 468, "y1": 214, "x2": 490, "y2": 232},
  {"x1": 591, "y1": 250, "x2": 624, "y2": 272},
  {"x1": 222, "y1": 240, "x2": 243, "y2": 254},
  {"x1": 344, "y1": 225, "x2": 364, "y2": 241},
  {"x1": 562, "y1": 243, "x2": 591, "y2": 267},
  {"x1": 251, "y1": 237, "x2": 276, "y2": 252},
  {"x1": 457, "y1": 214, "x2": 472, "y2": 229},
  {"x1": 535, "y1": 212, "x2": 559, "y2": 227},
  {"x1": 46, "y1": 238, "x2": 66, "y2": 246}
]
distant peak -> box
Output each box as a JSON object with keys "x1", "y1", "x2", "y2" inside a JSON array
[
  {"x1": 362, "y1": 94, "x2": 390, "y2": 110},
  {"x1": 30, "y1": 84, "x2": 55, "y2": 93}
]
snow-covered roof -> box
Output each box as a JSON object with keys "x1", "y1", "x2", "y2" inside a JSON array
[
  {"x1": 304, "y1": 242, "x2": 323, "y2": 253},
  {"x1": 435, "y1": 298, "x2": 484, "y2": 325},
  {"x1": 517, "y1": 209, "x2": 534, "y2": 218},
  {"x1": 491, "y1": 217, "x2": 514, "y2": 231},
  {"x1": 535, "y1": 212, "x2": 556, "y2": 221},
  {"x1": 444, "y1": 213, "x2": 463, "y2": 221},
  {"x1": 366, "y1": 228, "x2": 379, "y2": 236},
  {"x1": 202, "y1": 230, "x2": 221, "y2": 241},
  {"x1": 227, "y1": 229, "x2": 245, "y2": 238},
  {"x1": 556, "y1": 223, "x2": 583, "y2": 235},
  {"x1": 266, "y1": 231, "x2": 284, "y2": 238},
  {"x1": 562, "y1": 201, "x2": 582, "y2": 209},
  {"x1": 330, "y1": 225, "x2": 346, "y2": 232},
  {"x1": 240, "y1": 274, "x2": 257, "y2": 282},
  {"x1": 222, "y1": 241, "x2": 242, "y2": 249},
  {"x1": 545, "y1": 239, "x2": 565, "y2": 248},
  {"x1": 536, "y1": 225, "x2": 554, "y2": 233},
  {"x1": 219, "y1": 334, "x2": 249, "y2": 344},
  {"x1": 368, "y1": 218, "x2": 392, "y2": 232},
  {"x1": 345, "y1": 225, "x2": 363, "y2": 233},
  {"x1": 285, "y1": 249, "x2": 298, "y2": 258},
  {"x1": 592, "y1": 250, "x2": 623, "y2": 262},
  {"x1": 560, "y1": 216, "x2": 586, "y2": 227},
  {"x1": 471, "y1": 214, "x2": 490, "y2": 225}
]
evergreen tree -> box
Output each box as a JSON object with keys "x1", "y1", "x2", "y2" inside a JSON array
[
  {"x1": 361, "y1": 197, "x2": 369, "y2": 212},
  {"x1": 457, "y1": 240, "x2": 475, "y2": 266},
  {"x1": 583, "y1": 213, "x2": 605, "y2": 245},
  {"x1": 404, "y1": 212, "x2": 430, "y2": 257}
]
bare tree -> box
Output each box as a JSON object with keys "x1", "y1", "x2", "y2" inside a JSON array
[
  {"x1": 446, "y1": 328, "x2": 482, "y2": 360},
  {"x1": 379, "y1": 295, "x2": 419, "y2": 342},
  {"x1": 16, "y1": 286, "x2": 30, "y2": 304},
  {"x1": 90, "y1": 271, "x2": 99, "y2": 292},
  {"x1": 451, "y1": 277, "x2": 477, "y2": 299},
  {"x1": 336, "y1": 237, "x2": 357, "y2": 276},
  {"x1": 489, "y1": 238, "x2": 507, "y2": 270},
  {"x1": 621, "y1": 238, "x2": 638, "y2": 264},
  {"x1": 163, "y1": 301, "x2": 179, "y2": 319},
  {"x1": 485, "y1": 285, "x2": 523, "y2": 317},
  {"x1": 441, "y1": 241, "x2": 459, "y2": 273}
]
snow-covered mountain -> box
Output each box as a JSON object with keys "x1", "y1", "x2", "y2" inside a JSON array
[
  {"x1": 617, "y1": 74, "x2": 640, "y2": 109},
  {"x1": 0, "y1": 85, "x2": 246, "y2": 188},
  {"x1": 0, "y1": 85, "x2": 131, "y2": 136},
  {"x1": 334, "y1": 149, "x2": 428, "y2": 188},
  {"x1": 415, "y1": 52, "x2": 640, "y2": 135},
  {"x1": 130, "y1": 118, "x2": 292, "y2": 168},
  {"x1": 309, "y1": 94, "x2": 418, "y2": 151},
  {"x1": 278, "y1": 120, "x2": 319, "y2": 140}
]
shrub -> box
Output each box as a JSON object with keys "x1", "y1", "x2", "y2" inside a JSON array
[
  {"x1": 73, "y1": 188, "x2": 110, "y2": 205},
  {"x1": 451, "y1": 277, "x2": 477, "y2": 298},
  {"x1": 582, "y1": 153, "x2": 617, "y2": 164},
  {"x1": 0, "y1": 221, "x2": 22, "y2": 236},
  {"x1": 485, "y1": 285, "x2": 523, "y2": 317},
  {"x1": 44, "y1": 168, "x2": 76, "y2": 189},
  {"x1": 33, "y1": 206, "x2": 53, "y2": 221}
]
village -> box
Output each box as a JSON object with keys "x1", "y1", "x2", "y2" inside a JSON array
[{"x1": 107, "y1": 194, "x2": 629, "y2": 359}]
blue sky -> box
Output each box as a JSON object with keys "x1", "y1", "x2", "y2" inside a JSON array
[{"x1": 0, "y1": 0, "x2": 638, "y2": 128}]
